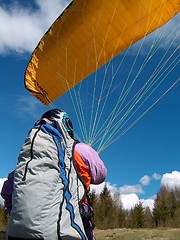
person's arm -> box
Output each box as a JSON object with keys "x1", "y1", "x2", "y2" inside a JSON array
[
  {"x1": 75, "y1": 143, "x2": 107, "y2": 185},
  {"x1": 1, "y1": 171, "x2": 14, "y2": 213}
]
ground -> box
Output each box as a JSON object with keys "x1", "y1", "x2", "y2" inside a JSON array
[
  {"x1": 1, "y1": 228, "x2": 180, "y2": 240},
  {"x1": 94, "y1": 228, "x2": 180, "y2": 240}
]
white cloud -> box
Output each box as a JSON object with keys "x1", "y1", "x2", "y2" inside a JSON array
[
  {"x1": 0, "y1": 178, "x2": 7, "y2": 206},
  {"x1": 119, "y1": 184, "x2": 144, "y2": 194},
  {"x1": 140, "y1": 175, "x2": 151, "y2": 186},
  {"x1": 120, "y1": 194, "x2": 156, "y2": 211},
  {"x1": 121, "y1": 194, "x2": 155, "y2": 211},
  {"x1": 141, "y1": 198, "x2": 154, "y2": 211},
  {"x1": 152, "y1": 173, "x2": 161, "y2": 181},
  {"x1": 161, "y1": 171, "x2": 180, "y2": 189},
  {"x1": 91, "y1": 182, "x2": 118, "y2": 195},
  {"x1": 138, "y1": 173, "x2": 161, "y2": 188},
  {"x1": 121, "y1": 193, "x2": 139, "y2": 210},
  {"x1": 0, "y1": 0, "x2": 71, "y2": 54},
  {"x1": 0, "y1": 178, "x2": 6, "y2": 191}
]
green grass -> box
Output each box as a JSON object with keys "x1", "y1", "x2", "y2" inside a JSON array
[
  {"x1": 1, "y1": 228, "x2": 180, "y2": 240},
  {"x1": 94, "y1": 228, "x2": 180, "y2": 240}
]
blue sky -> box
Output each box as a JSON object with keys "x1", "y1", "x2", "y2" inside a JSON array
[{"x1": 0, "y1": 0, "x2": 180, "y2": 210}]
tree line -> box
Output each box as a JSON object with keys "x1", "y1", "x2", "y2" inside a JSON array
[
  {"x1": 91, "y1": 185, "x2": 180, "y2": 229},
  {"x1": 0, "y1": 185, "x2": 180, "y2": 231}
]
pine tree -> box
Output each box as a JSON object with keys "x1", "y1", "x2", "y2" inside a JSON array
[
  {"x1": 92, "y1": 185, "x2": 126, "y2": 229},
  {"x1": 153, "y1": 186, "x2": 178, "y2": 227},
  {"x1": 133, "y1": 202, "x2": 145, "y2": 228},
  {"x1": 113, "y1": 192, "x2": 125, "y2": 228},
  {"x1": 99, "y1": 184, "x2": 115, "y2": 229},
  {"x1": 173, "y1": 187, "x2": 180, "y2": 227},
  {"x1": 126, "y1": 208, "x2": 135, "y2": 228},
  {"x1": 144, "y1": 206, "x2": 153, "y2": 228}
]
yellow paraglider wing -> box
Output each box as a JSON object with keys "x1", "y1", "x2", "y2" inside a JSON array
[{"x1": 24, "y1": 0, "x2": 180, "y2": 105}]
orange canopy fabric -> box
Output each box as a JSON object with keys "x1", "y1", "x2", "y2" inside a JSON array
[{"x1": 24, "y1": 0, "x2": 180, "y2": 105}]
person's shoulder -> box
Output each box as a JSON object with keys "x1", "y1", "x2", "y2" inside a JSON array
[
  {"x1": 75, "y1": 142, "x2": 96, "y2": 153},
  {"x1": 8, "y1": 171, "x2": 15, "y2": 179}
]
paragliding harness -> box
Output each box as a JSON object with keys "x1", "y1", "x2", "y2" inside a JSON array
[{"x1": 8, "y1": 119, "x2": 95, "y2": 240}]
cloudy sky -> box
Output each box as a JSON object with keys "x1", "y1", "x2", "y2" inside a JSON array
[{"x1": 0, "y1": 0, "x2": 180, "y2": 211}]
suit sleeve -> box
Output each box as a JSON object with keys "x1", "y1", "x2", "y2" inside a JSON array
[
  {"x1": 1, "y1": 171, "x2": 14, "y2": 213},
  {"x1": 75, "y1": 143, "x2": 107, "y2": 184}
]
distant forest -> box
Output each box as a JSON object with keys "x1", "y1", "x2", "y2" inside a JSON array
[{"x1": 1, "y1": 185, "x2": 180, "y2": 231}]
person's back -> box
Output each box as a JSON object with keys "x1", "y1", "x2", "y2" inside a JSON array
[
  {"x1": 3, "y1": 109, "x2": 107, "y2": 240},
  {"x1": 8, "y1": 117, "x2": 87, "y2": 239}
]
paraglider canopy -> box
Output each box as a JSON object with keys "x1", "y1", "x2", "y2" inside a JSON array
[{"x1": 24, "y1": 0, "x2": 180, "y2": 105}]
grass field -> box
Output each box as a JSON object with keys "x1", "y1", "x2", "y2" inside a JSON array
[
  {"x1": 94, "y1": 228, "x2": 180, "y2": 240},
  {"x1": 1, "y1": 228, "x2": 180, "y2": 240}
]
